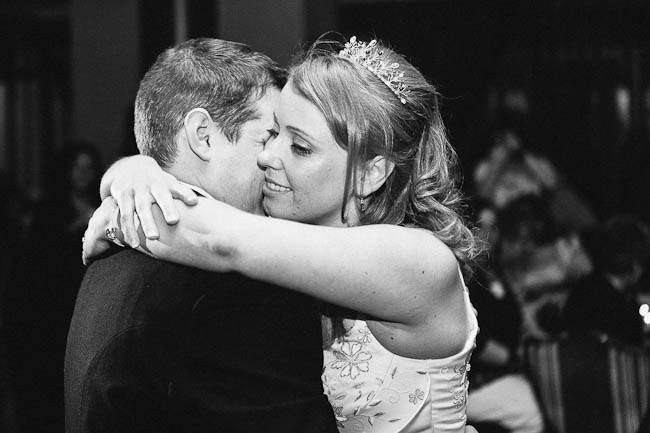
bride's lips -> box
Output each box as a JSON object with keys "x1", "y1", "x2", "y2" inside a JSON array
[{"x1": 263, "y1": 177, "x2": 291, "y2": 194}]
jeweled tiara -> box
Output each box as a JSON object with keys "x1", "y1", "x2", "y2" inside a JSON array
[{"x1": 338, "y1": 36, "x2": 409, "y2": 104}]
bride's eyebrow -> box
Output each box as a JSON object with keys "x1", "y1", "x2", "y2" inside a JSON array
[
  {"x1": 286, "y1": 125, "x2": 316, "y2": 143},
  {"x1": 272, "y1": 112, "x2": 317, "y2": 144}
]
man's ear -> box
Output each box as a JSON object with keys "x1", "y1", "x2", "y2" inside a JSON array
[
  {"x1": 183, "y1": 108, "x2": 215, "y2": 162},
  {"x1": 358, "y1": 155, "x2": 395, "y2": 196}
]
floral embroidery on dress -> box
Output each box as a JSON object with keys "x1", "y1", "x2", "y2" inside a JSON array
[
  {"x1": 454, "y1": 363, "x2": 468, "y2": 386},
  {"x1": 332, "y1": 404, "x2": 348, "y2": 428},
  {"x1": 357, "y1": 324, "x2": 373, "y2": 344},
  {"x1": 452, "y1": 390, "x2": 466, "y2": 410},
  {"x1": 458, "y1": 353, "x2": 472, "y2": 386},
  {"x1": 448, "y1": 352, "x2": 472, "y2": 410},
  {"x1": 323, "y1": 307, "x2": 477, "y2": 432},
  {"x1": 329, "y1": 341, "x2": 373, "y2": 380},
  {"x1": 408, "y1": 388, "x2": 425, "y2": 404}
]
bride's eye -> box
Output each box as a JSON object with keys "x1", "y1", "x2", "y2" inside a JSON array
[{"x1": 291, "y1": 143, "x2": 312, "y2": 157}]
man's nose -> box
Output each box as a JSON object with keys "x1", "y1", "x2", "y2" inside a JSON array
[{"x1": 257, "y1": 137, "x2": 282, "y2": 170}]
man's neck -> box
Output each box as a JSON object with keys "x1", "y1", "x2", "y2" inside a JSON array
[
  {"x1": 165, "y1": 164, "x2": 214, "y2": 199},
  {"x1": 177, "y1": 180, "x2": 214, "y2": 199}
]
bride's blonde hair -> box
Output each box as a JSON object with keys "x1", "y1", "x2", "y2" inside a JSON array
[{"x1": 289, "y1": 36, "x2": 480, "y2": 271}]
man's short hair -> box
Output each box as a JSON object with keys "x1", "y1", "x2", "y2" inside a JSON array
[{"x1": 134, "y1": 38, "x2": 286, "y2": 167}]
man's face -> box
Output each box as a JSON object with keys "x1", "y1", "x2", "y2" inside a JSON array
[{"x1": 204, "y1": 87, "x2": 280, "y2": 214}]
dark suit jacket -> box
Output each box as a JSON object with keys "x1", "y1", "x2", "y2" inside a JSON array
[{"x1": 65, "y1": 249, "x2": 337, "y2": 433}]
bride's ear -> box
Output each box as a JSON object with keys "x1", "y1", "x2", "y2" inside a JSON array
[
  {"x1": 358, "y1": 155, "x2": 395, "y2": 196},
  {"x1": 183, "y1": 108, "x2": 214, "y2": 161}
]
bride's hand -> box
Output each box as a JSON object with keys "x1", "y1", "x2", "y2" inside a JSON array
[
  {"x1": 100, "y1": 155, "x2": 198, "y2": 247},
  {"x1": 82, "y1": 197, "x2": 121, "y2": 266}
]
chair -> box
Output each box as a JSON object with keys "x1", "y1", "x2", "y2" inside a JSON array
[{"x1": 524, "y1": 335, "x2": 650, "y2": 433}]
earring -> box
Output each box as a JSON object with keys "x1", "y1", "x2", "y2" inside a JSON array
[{"x1": 360, "y1": 196, "x2": 366, "y2": 213}]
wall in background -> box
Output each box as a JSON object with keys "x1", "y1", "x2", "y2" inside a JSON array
[
  {"x1": 70, "y1": 0, "x2": 322, "y2": 164},
  {"x1": 2, "y1": 0, "x2": 648, "y2": 223},
  {"x1": 219, "y1": 0, "x2": 305, "y2": 67},
  {"x1": 70, "y1": 0, "x2": 140, "y2": 166}
]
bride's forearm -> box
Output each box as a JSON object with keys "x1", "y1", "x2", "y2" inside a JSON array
[
  {"x1": 138, "y1": 196, "x2": 460, "y2": 326},
  {"x1": 219, "y1": 216, "x2": 460, "y2": 325},
  {"x1": 119, "y1": 192, "x2": 466, "y2": 359}
]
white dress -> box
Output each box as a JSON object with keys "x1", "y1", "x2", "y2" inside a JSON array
[{"x1": 321, "y1": 272, "x2": 478, "y2": 433}]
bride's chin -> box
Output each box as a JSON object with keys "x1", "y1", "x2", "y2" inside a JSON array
[
  {"x1": 262, "y1": 198, "x2": 280, "y2": 219},
  {"x1": 262, "y1": 200, "x2": 298, "y2": 222}
]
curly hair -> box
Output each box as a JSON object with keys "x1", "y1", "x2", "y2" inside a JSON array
[{"x1": 289, "y1": 36, "x2": 480, "y2": 271}]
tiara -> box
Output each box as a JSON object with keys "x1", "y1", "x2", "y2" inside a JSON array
[{"x1": 338, "y1": 36, "x2": 409, "y2": 104}]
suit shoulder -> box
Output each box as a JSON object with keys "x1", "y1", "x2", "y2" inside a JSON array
[{"x1": 85, "y1": 249, "x2": 227, "y2": 287}]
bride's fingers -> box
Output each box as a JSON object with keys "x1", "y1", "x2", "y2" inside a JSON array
[
  {"x1": 82, "y1": 225, "x2": 91, "y2": 266},
  {"x1": 150, "y1": 184, "x2": 180, "y2": 225},
  {"x1": 81, "y1": 225, "x2": 108, "y2": 266},
  {"x1": 81, "y1": 227, "x2": 92, "y2": 266},
  {"x1": 134, "y1": 187, "x2": 160, "y2": 240},
  {"x1": 82, "y1": 199, "x2": 115, "y2": 264},
  {"x1": 168, "y1": 181, "x2": 198, "y2": 206},
  {"x1": 115, "y1": 189, "x2": 140, "y2": 248}
]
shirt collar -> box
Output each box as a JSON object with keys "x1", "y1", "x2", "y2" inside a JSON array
[{"x1": 177, "y1": 180, "x2": 215, "y2": 200}]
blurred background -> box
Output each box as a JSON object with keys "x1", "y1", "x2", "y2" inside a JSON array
[{"x1": 0, "y1": 1, "x2": 649, "y2": 432}]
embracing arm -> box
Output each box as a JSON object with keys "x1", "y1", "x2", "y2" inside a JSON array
[
  {"x1": 139, "y1": 197, "x2": 467, "y2": 346},
  {"x1": 87, "y1": 155, "x2": 469, "y2": 356},
  {"x1": 84, "y1": 196, "x2": 468, "y2": 356}
]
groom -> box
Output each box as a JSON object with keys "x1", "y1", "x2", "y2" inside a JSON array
[{"x1": 64, "y1": 38, "x2": 337, "y2": 433}]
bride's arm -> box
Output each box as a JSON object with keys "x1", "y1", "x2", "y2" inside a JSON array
[
  {"x1": 85, "y1": 192, "x2": 462, "y2": 329},
  {"x1": 137, "y1": 197, "x2": 463, "y2": 329},
  {"x1": 86, "y1": 155, "x2": 468, "y2": 354}
]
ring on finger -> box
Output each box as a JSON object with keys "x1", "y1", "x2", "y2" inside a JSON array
[{"x1": 106, "y1": 226, "x2": 119, "y2": 242}]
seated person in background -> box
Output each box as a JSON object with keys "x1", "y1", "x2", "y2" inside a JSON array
[
  {"x1": 472, "y1": 120, "x2": 597, "y2": 232},
  {"x1": 494, "y1": 194, "x2": 592, "y2": 339},
  {"x1": 466, "y1": 207, "x2": 544, "y2": 433},
  {"x1": 562, "y1": 214, "x2": 650, "y2": 346}
]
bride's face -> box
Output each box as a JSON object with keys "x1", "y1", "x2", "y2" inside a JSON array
[{"x1": 257, "y1": 81, "x2": 353, "y2": 227}]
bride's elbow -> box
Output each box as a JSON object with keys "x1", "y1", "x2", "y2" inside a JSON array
[{"x1": 204, "y1": 233, "x2": 238, "y2": 271}]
